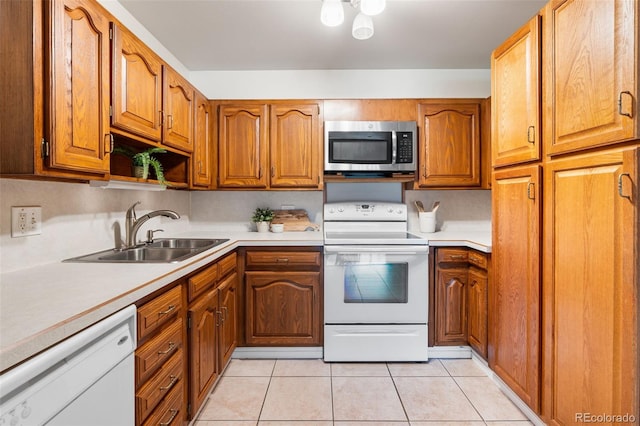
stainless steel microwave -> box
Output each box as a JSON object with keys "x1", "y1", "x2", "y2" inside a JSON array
[{"x1": 324, "y1": 121, "x2": 417, "y2": 173}]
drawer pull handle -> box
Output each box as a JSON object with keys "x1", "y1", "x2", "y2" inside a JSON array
[
  {"x1": 448, "y1": 255, "x2": 465, "y2": 260},
  {"x1": 158, "y1": 341, "x2": 175, "y2": 355},
  {"x1": 159, "y1": 408, "x2": 179, "y2": 426},
  {"x1": 159, "y1": 305, "x2": 176, "y2": 316},
  {"x1": 276, "y1": 258, "x2": 289, "y2": 263},
  {"x1": 160, "y1": 375, "x2": 179, "y2": 391}
]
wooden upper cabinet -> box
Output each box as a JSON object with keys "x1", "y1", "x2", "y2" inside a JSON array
[
  {"x1": 110, "y1": 23, "x2": 163, "y2": 142},
  {"x1": 491, "y1": 164, "x2": 541, "y2": 411},
  {"x1": 543, "y1": 0, "x2": 639, "y2": 155},
  {"x1": 192, "y1": 92, "x2": 212, "y2": 188},
  {"x1": 46, "y1": 0, "x2": 111, "y2": 175},
  {"x1": 491, "y1": 15, "x2": 541, "y2": 167},
  {"x1": 270, "y1": 104, "x2": 321, "y2": 188},
  {"x1": 417, "y1": 101, "x2": 481, "y2": 187},
  {"x1": 163, "y1": 67, "x2": 194, "y2": 153},
  {"x1": 542, "y1": 148, "x2": 638, "y2": 424},
  {"x1": 218, "y1": 104, "x2": 269, "y2": 188}
]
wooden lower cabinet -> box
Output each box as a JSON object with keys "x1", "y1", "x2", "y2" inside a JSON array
[
  {"x1": 187, "y1": 253, "x2": 237, "y2": 420},
  {"x1": 490, "y1": 164, "x2": 541, "y2": 411},
  {"x1": 242, "y1": 247, "x2": 323, "y2": 346},
  {"x1": 542, "y1": 147, "x2": 638, "y2": 424},
  {"x1": 135, "y1": 282, "x2": 186, "y2": 426},
  {"x1": 432, "y1": 247, "x2": 489, "y2": 359}
]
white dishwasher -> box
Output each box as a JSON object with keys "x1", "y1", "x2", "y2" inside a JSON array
[{"x1": 0, "y1": 305, "x2": 136, "y2": 425}]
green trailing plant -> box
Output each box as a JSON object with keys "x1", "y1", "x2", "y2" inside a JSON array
[
  {"x1": 251, "y1": 207, "x2": 274, "y2": 223},
  {"x1": 113, "y1": 146, "x2": 169, "y2": 186}
]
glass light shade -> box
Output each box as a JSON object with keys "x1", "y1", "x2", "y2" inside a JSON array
[
  {"x1": 352, "y1": 12, "x2": 374, "y2": 40},
  {"x1": 321, "y1": 0, "x2": 344, "y2": 27},
  {"x1": 360, "y1": 0, "x2": 386, "y2": 16}
]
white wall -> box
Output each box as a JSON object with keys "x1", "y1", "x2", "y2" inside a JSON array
[
  {"x1": 190, "y1": 69, "x2": 491, "y2": 100},
  {"x1": 0, "y1": 179, "x2": 191, "y2": 273}
]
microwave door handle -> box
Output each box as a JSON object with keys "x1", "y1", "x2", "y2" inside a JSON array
[{"x1": 391, "y1": 130, "x2": 398, "y2": 164}]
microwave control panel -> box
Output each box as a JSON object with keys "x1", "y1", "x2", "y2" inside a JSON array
[{"x1": 396, "y1": 132, "x2": 413, "y2": 163}]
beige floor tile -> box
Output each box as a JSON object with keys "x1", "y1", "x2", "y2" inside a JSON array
[
  {"x1": 440, "y1": 359, "x2": 487, "y2": 377},
  {"x1": 224, "y1": 359, "x2": 276, "y2": 376},
  {"x1": 331, "y1": 362, "x2": 391, "y2": 376},
  {"x1": 410, "y1": 422, "x2": 485, "y2": 426},
  {"x1": 259, "y1": 422, "x2": 333, "y2": 426},
  {"x1": 485, "y1": 422, "x2": 533, "y2": 425},
  {"x1": 198, "y1": 377, "x2": 270, "y2": 421},
  {"x1": 260, "y1": 377, "x2": 332, "y2": 420},
  {"x1": 394, "y1": 377, "x2": 482, "y2": 421},
  {"x1": 388, "y1": 360, "x2": 449, "y2": 376},
  {"x1": 272, "y1": 359, "x2": 331, "y2": 376},
  {"x1": 335, "y1": 422, "x2": 409, "y2": 426},
  {"x1": 333, "y1": 376, "x2": 407, "y2": 421},
  {"x1": 195, "y1": 422, "x2": 257, "y2": 426},
  {"x1": 455, "y1": 377, "x2": 528, "y2": 421}
]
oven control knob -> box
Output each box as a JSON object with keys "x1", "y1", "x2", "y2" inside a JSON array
[
  {"x1": 387, "y1": 207, "x2": 393, "y2": 213},
  {"x1": 338, "y1": 207, "x2": 344, "y2": 212},
  {"x1": 328, "y1": 208, "x2": 335, "y2": 214},
  {"x1": 396, "y1": 209, "x2": 403, "y2": 214}
]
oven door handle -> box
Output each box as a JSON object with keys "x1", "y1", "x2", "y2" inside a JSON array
[{"x1": 324, "y1": 245, "x2": 428, "y2": 255}]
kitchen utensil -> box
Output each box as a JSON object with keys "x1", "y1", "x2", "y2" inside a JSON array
[
  {"x1": 414, "y1": 200, "x2": 425, "y2": 212},
  {"x1": 431, "y1": 201, "x2": 440, "y2": 212}
]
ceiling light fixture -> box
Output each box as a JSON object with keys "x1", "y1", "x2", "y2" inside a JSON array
[{"x1": 321, "y1": 0, "x2": 386, "y2": 40}]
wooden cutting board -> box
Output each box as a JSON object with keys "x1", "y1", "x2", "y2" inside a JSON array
[{"x1": 270, "y1": 209, "x2": 320, "y2": 232}]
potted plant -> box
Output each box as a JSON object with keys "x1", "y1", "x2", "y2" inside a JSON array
[
  {"x1": 251, "y1": 207, "x2": 274, "y2": 233},
  {"x1": 113, "y1": 146, "x2": 169, "y2": 186}
]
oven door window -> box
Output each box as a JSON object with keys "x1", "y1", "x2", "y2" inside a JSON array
[{"x1": 344, "y1": 263, "x2": 408, "y2": 303}]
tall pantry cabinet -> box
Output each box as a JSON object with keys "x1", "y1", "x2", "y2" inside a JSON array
[{"x1": 491, "y1": 0, "x2": 639, "y2": 422}]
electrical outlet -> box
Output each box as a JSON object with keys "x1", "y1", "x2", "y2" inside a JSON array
[{"x1": 11, "y1": 206, "x2": 42, "y2": 237}]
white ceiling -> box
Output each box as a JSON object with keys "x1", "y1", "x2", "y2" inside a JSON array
[{"x1": 118, "y1": 0, "x2": 546, "y2": 71}]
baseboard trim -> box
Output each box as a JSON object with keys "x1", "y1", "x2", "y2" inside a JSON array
[
  {"x1": 232, "y1": 346, "x2": 323, "y2": 359},
  {"x1": 427, "y1": 345, "x2": 472, "y2": 359}
]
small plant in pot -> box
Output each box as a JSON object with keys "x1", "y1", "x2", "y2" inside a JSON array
[
  {"x1": 251, "y1": 207, "x2": 274, "y2": 233},
  {"x1": 113, "y1": 146, "x2": 169, "y2": 186}
]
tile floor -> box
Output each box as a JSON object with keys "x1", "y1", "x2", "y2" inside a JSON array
[{"x1": 194, "y1": 358, "x2": 533, "y2": 426}]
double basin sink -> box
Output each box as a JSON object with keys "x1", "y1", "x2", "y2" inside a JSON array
[{"x1": 64, "y1": 238, "x2": 229, "y2": 263}]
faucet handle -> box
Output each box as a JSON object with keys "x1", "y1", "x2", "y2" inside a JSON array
[
  {"x1": 126, "y1": 201, "x2": 141, "y2": 220},
  {"x1": 146, "y1": 229, "x2": 164, "y2": 243}
]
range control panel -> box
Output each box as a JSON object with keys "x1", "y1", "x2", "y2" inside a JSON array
[{"x1": 324, "y1": 202, "x2": 407, "y2": 221}]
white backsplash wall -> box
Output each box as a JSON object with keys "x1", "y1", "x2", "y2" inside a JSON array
[
  {"x1": 190, "y1": 191, "x2": 324, "y2": 231},
  {"x1": 404, "y1": 190, "x2": 492, "y2": 232},
  {"x1": 0, "y1": 179, "x2": 191, "y2": 273}
]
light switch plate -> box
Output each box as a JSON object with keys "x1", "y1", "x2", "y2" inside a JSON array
[{"x1": 11, "y1": 206, "x2": 42, "y2": 237}]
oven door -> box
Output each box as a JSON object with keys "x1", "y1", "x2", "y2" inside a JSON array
[{"x1": 324, "y1": 245, "x2": 428, "y2": 324}]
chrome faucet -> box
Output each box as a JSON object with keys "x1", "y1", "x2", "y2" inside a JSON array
[{"x1": 124, "y1": 201, "x2": 180, "y2": 248}]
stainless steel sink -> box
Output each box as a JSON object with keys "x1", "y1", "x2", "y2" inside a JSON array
[{"x1": 63, "y1": 238, "x2": 230, "y2": 263}]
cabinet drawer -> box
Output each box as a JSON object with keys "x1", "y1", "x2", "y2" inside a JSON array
[
  {"x1": 136, "y1": 318, "x2": 183, "y2": 384},
  {"x1": 138, "y1": 285, "x2": 182, "y2": 341},
  {"x1": 436, "y1": 248, "x2": 468, "y2": 264},
  {"x1": 468, "y1": 250, "x2": 488, "y2": 270},
  {"x1": 246, "y1": 250, "x2": 321, "y2": 268},
  {"x1": 188, "y1": 263, "x2": 218, "y2": 302},
  {"x1": 136, "y1": 349, "x2": 184, "y2": 423},
  {"x1": 218, "y1": 252, "x2": 237, "y2": 278},
  {"x1": 142, "y1": 378, "x2": 184, "y2": 426}
]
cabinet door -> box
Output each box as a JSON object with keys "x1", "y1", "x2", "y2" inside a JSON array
[
  {"x1": 218, "y1": 272, "x2": 238, "y2": 369},
  {"x1": 163, "y1": 67, "x2": 194, "y2": 153},
  {"x1": 542, "y1": 148, "x2": 638, "y2": 424},
  {"x1": 111, "y1": 24, "x2": 163, "y2": 142},
  {"x1": 467, "y1": 266, "x2": 488, "y2": 359},
  {"x1": 434, "y1": 266, "x2": 468, "y2": 345},
  {"x1": 218, "y1": 104, "x2": 269, "y2": 188},
  {"x1": 270, "y1": 104, "x2": 321, "y2": 188},
  {"x1": 245, "y1": 271, "x2": 321, "y2": 345},
  {"x1": 417, "y1": 102, "x2": 481, "y2": 187},
  {"x1": 491, "y1": 15, "x2": 541, "y2": 167},
  {"x1": 192, "y1": 92, "x2": 212, "y2": 187},
  {"x1": 47, "y1": 0, "x2": 110, "y2": 174},
  {"x1": 544, "y1": 0, "x2": 638, "y2": 155},
  {"x1": 491, "y1": 165, "x2": 541, "y2": 411},
  {"x1": 188, "y1": 288, "x2": 219, "y2": 415}
]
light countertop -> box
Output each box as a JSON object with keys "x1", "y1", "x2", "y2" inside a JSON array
[{"x1": 0, "y1": 225, "x2": 489, "y2": 372}]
